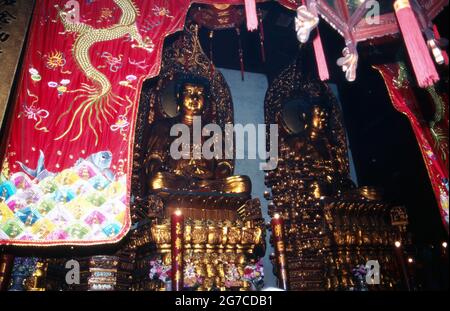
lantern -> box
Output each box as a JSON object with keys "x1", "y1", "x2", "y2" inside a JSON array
[{"x1": 279, "y1": 0, "x2": 448, "y2": 87}]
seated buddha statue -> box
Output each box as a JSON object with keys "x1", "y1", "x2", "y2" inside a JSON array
[
  {"x1": 145, "y1": 75, "x2": 251, "y2": 219},
  {"x1": 285, "y1": 103, "x2": 333, "y2": 164},
  {"x1": 282, "y1": 99, "x2": 354, "y2": 194}
]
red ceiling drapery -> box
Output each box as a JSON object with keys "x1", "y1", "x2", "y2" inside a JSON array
[
  {"x1": 0, "y1": 0, "x2": 255, "y2": 247},
  {"x1": 374, "y1": 64, "x2": 449, "y2": 232}
]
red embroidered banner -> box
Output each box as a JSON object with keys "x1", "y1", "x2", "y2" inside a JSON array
[
  {"x1": 0, "y1": 0, "x2": 262, "y2": 247},
  {"x1": 374, "y1": 64, "x2": 449, "y2": 232},
  {"x1": 0, "y1": 0, "x2": 195, "y2": 246}
]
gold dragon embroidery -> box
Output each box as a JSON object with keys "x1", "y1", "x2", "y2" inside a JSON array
[{"x1": 55, "y1": 0, "x2": 154, "y2": 145}]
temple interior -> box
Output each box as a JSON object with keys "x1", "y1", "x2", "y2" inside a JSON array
[{"x1": 0, "y1": 1, "x2": 448, "y2": 292}]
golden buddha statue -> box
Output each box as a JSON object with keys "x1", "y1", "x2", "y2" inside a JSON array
[
  {"x1": 129, "y1": 27, "x2": 266, "y2": 291},
  {"x1": 285, "y1": 103, "x2": 333, "y2": 165},
  {"x1": 145, "y1": 75, "x2": 251, "y2": 219},
  {"x1": 25, "y1": 261, "x2": 48, "y2": 291}
]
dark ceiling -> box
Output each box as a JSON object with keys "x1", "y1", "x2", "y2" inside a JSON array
[{"x1": 185, "y1": 2, "x2": 449, "y2": 245}]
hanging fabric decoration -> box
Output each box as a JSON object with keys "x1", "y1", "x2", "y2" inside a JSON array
[
  {"x1": 374, "y1": 63, "x2": 449, "y2": 232},
  {"x1": 258, "y1": 9, "x2": 266, "y2": 63},
  {"x1": 311, "y1": 24, "x2": 329, "y2": 81},
  {"x1": 394, "y1": 0, "x2": 439, "y2": 88},
  {"x1": 209, "y1": 30, "x2": 215, "y2": 77},
  {"x1": 244, "y1": 0, "x2": 258, "y2": 32},
  {"x1": 295, "y1": 1, "x2": 329, "y2": 81},
  {"x1": 306, "y1": 0, "x2": 329, "y2": 81}
]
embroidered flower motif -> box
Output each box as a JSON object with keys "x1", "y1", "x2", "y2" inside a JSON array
[
  {"x1": 45, "y1": 51, "x2": 67, "y2": 70},
  {"x1": 99, "y1": 7, "x2": 113, "y2": 21},
  {"x1": 152, "y1": 5, "x2": 174, "y2": 19},
  {"x1": 48, "y1": 79, "x2": 71, "y2": 95},
  {"x1": 18, "y1": 103, "x2": 50, "y2": 133},
  {"x1": 119, "y1": 75, "x2": 138, "y2": 89},
  {"x1": 29, "y1": 68, "x2": 41, "y2": 82},
  {"x1": 110, "y1": 115, "x2": 129, "y2": 132},
  {"x1": 21, "y1": 105, "x2": 49, "y2": 121}
]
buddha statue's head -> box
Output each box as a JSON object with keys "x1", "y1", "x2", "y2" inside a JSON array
[
  {"x1": 177, "y1": 75, "x2": 210, "y2": 120},
  {"x1": 281, "y1": 97, "x2": 330, "y2": 140},
  {"x1": 182, "y1": 83, "x2": 205, "y2": 114}
]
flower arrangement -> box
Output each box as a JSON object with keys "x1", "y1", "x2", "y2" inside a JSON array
[
  {"x1": 352, "y1": 264, "x2": 367, "y2": 279},
  {"x1": 224, "y1": 263, "x2": 242, "y2": 289},
  {"x1": 225, "y1": 264, "x2": 241, "y2": 288},
  {"x1": 351, "y1": 264, "x2": 369, "y2": 291},
  {"x1": 183, "y1": 261, "x2": 204, "y2": 289},
  {"x1": 242, "y1": 260, "x2": 264, "y2": 291},
  {"x1": 149, "y1": 259, "x2": 171, "y2": 284}
]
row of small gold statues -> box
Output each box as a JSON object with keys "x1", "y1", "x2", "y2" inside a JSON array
[
  {"x1": 149, "y1": 219, "x2": 263, "y2": 249},
  {"x1": 324, "y1": 201, "x2": 402, "y2": 247},
  {"x1": 325, "y1": 248, "x2": 400, "y2": 290}
]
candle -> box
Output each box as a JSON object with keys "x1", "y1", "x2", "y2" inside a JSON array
[
  {"x1": 171, "y1": 210, "x2": 184, "y2": 291},
  {"x1": 271, "y1": 213, "x2": 289, "y2": 290},
  {"x1": 394, "y1": 240, "x2": 411, "y2": 291},
  {"x1": 0, "y1": 254, "x2": 14, "y2": 291}
]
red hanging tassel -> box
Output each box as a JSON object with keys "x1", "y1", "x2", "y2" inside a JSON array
[
  {"x1": 433, "y1": 24, "x2": 449, "y2": 66},
  {"x1": 244, "y1": 0, "x2": 258, "y2": 32},
  {"x1": 304, "y1": 0, "x2": 329, "y2": 81},
  {"x1": 258, "y1": 9, "x2": 266, "y2": 63},
  {"x1": 312, "y1": 28, "x2": 329, "y2": 81},
  {"x1": 209, "y1": 30, "x2": 215, "y2": 78},
  {"x1": 236, "y1": 28, "x2": 245, "y2": 81},
  {"x1": 394, "y1": 0, "x2": 439, "y2": 88}
]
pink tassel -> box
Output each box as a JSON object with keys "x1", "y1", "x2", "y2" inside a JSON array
[
  {"x1": 313, "y1": 28, "x2": 329, "y2": 81},
  {"x1": 245, "y1": 0, "x2": 258, "y2": 32},
  {"x1": 304, "y1": 0, "x2": 329, "y2": 81},
  {"x1": 433, "y1": 24, "x2": 449, "y2": 66},
  {"x1": 394, "y1": 0, "x2": 439, "y2": 88}
]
